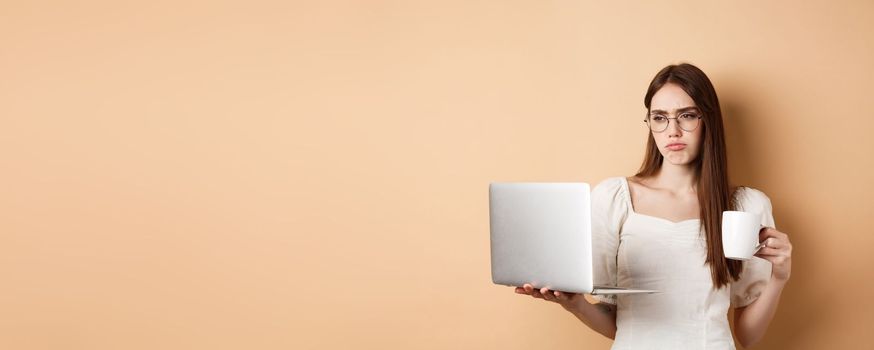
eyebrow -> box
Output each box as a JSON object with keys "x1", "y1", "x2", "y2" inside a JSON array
[{"x1": 649, "y1": 106, "x2": 700, "y2": 114}]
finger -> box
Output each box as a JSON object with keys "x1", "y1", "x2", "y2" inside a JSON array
[
  {"x1": 755, "y1": 246, "x2": 782, "y2": 257},
  {"x1": 540, "y1": 287, "x2": 554, "y2": 301},
  {"x1": 766, "y1": 237, "x2": 789, "y2": 249},
  {"x1": 755, "y1": 253, "x2": 789, "y2": 266},
  {"x1": 759, "y1": 227, "x2": 788, "y2": 242},
  {"x1": 756, "y1": 246, "x2": 792, "y2": 258},
  {"x1": 758, "y1": 236, "x2": 789, "y2": 250},
  {"x1": 515, "y1": 287, "x2": 525, "y2": 294},
  {"x1": 547, "y1": 289, "x2": 569, "y2": 302},
  {"x1": 547, "y1": 291, "x2": 561, "y2": 302},
  {"x1": 758, "y1": 227, "x2": 782, "y2": 241},
  {"x1": 524, "y1": 284, "x2": 533, "y2": 293},
  {"x1": 758, "y1": 227, "x2": 773, "y2": 240}
]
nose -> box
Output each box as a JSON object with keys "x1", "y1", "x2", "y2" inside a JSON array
[{"x1": 666, "y1": 118, "x2": 683, "y2": 137}]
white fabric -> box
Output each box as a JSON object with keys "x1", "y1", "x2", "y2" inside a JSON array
[{"x1": 590, "y1": 177, "x2": 773, "y2": 350}]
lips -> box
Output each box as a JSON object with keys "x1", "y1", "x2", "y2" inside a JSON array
[{"x1": 667, "y1": 143, "x2": 687, "y2": 151}]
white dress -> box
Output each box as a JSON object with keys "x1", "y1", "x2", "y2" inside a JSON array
[{"x1": 590, "y1": 177, "x2": 774, "y2": 350}]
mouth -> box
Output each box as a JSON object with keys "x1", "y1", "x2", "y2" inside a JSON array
[{"x1": 666, "y1": 143, "x2": 687, "y2": 151}]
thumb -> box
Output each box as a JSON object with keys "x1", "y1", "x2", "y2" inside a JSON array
[{"x1": 555, "y1": 290, "x2": 577, "y2": 301}]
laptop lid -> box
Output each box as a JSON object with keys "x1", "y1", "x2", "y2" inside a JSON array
[{"x1": 489, "y1": 182, "x2": 594, "y2": 294}]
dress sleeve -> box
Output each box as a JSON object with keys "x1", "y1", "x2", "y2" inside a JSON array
[
  {"x1": 730, "y1": 188, "x2": 775, "y2": 308},
  {"x1": 590, "y1": 177, "x2": 628, "y2": 305}
]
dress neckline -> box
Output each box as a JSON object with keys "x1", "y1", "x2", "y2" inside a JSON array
[{"x1": 621, "y1": 176, "x2": 701, "y2": 226}]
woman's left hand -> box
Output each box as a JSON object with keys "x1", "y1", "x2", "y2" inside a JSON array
[{"x1": 754, "y1": 227, "x2": 792, "y2": 282}]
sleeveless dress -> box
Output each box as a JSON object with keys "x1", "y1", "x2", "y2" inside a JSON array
[{"x1": 590, "y1": 177, "x2": 774, "y2": 350}]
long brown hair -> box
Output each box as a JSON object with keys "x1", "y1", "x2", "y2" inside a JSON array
[{"x1": 634, "y1": 63, "x2": 741, "y2": 289}]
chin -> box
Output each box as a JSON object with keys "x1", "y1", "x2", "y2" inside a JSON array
[{"x1": 662, "y1": 154, "x2": 696, "y2": 166}]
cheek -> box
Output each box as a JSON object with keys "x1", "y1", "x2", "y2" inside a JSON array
[
  {"x1": 692, "y1": 131, "x2": 704, "y2": 147},
  {"x1": 689, "y1": 133, "x2": 704, "y2": 152},
  {"x1": 651, "y1": 133, "x2": 667, "y2": 146}
]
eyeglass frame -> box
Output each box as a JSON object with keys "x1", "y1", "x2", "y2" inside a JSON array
[{"x1": 643, "y1": 111, "x2": 703, "y2": 133}]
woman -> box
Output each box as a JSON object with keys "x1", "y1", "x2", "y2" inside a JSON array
[{"x1": 514, "y1": 63, "x2": 792, "y2": 349}]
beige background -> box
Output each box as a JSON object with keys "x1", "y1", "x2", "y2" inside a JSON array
[{"x1": 2, "y1": 1, "x2": 872, "y2": 349}]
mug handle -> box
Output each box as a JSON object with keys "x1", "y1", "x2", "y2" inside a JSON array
[
  {"x1": 754, "y1": 224, "x2": 769, "y2": 252},
  {"x1": 754, "y1": 241, "x2": 766, "y2": 253}
]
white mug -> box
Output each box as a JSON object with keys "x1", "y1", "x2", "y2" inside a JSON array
[{"x1": 722, "y1": 211, "x2": 766, "y2": 260}]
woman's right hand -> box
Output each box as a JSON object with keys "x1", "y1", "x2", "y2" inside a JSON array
[
  {"x1": 514, "y1": 283, "x2": 618, "y2": 339},
  {"x1": 514, "y1": 283, "x2": 586, "y2": 312}
]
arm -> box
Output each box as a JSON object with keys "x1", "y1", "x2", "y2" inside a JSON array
[
  {"x1": 733, "y1": 278, "x2": 786, "y2": 347},
  {"x1": 733, "y1": 227, "x2": 792, "y2": 347},
  {"x1": 513, "y1": 179, "x2": 624, "y2": 339},
  {"x1": 516, "y1": 285, "x2": 617, "y2": 339},
  {"x1": 568, "y1": 299, "x2": 617, "y2": 339}
]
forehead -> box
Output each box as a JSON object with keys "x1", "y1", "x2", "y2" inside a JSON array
[{"x1": 650, "y1": 83, "x2": 697, "y2": 111}]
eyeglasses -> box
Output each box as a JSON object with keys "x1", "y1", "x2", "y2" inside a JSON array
[{"x1": 644, "y1": 112, "x2": 703, "y2": 133}]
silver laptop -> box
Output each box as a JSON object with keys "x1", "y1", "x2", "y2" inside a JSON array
[{"x1": 489, "y1": 182, "x2": 657, "y2": 295}]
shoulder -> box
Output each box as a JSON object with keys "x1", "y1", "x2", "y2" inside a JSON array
[
  {"x1": 592, "y1": 176, "x2": 626, "y2": 197},
  {"x1": 591, "y1": 177, "x2": 631, "y2": 220},
  {"x1": 734, "y1": 186, "x2": 773, "y2": 212},
  {"x1": 591, "y1": 176, "x2": 630, "y2": 209}
]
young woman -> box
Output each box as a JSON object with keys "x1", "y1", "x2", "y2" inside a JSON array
[{"x1": 514, "y1": 63, "x2": 793, "y2": 349}]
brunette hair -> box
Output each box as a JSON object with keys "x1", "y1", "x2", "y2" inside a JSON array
[{"x1": 635, "y1": 63, "x2": 741, "y2": 289}]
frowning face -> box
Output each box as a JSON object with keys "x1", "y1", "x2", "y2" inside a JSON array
[{"x1": 646, "y1": 83, "x2": 704, "y2": 165}]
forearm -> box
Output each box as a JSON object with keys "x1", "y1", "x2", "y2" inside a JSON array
[
  {"x1": 734, "y1": 278, "x2": 787, "y2": 347},
  {"x1": 567, "y1": 299, "x2": 617, "y2": 339}
]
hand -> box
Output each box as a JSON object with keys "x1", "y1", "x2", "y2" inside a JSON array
[
  {"x1": 754, "y1": 227, "x2": 792, "y2": 282},
  {"x1": 514, "y1": 283, "x2": 585, "y2": 312}
]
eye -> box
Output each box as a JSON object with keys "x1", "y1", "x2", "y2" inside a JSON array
[
  {"x1": 651, "y1": 115, "x2": 667, "y2": 122},
  {"x1": 680, "y1": 113, "x2": 698, "y2": 120}
]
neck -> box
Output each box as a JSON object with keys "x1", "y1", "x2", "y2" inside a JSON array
[{"x1": 652, "y1": 161, "x2": 698, "y2": 193}]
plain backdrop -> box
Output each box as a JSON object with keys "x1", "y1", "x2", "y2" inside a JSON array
[{"x1": 2, "y1": 1, "x2": 873, "y2": 349}]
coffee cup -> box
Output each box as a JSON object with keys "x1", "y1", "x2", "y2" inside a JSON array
[{"x1": 722, "y1": 211, "x2": 766, "y2": 260}]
